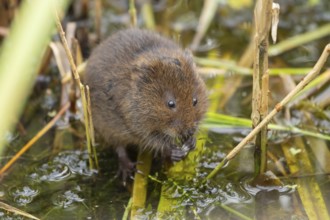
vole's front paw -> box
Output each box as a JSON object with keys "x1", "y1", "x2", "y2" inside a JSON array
[
  {"x1": 182, "y1": 136, "x2": 196, "y2": 151},
  {"x1": 165, "y1": 137, "x2": 196, "y2": 162},
  {"x1": 169, "y1": 145, "x2": 188, "y2": 162}
]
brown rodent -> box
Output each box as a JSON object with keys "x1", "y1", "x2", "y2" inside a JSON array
[{"x1": 85, "y1": 29, "x2": 208, "y2": 182}]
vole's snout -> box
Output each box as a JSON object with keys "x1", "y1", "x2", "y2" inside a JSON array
[
  {"x1": 180, "y1": 127, "x2": 196, "y2": 143},
  {"x1": 187, "y1": 127, "x2": 196, "y2": 137}
]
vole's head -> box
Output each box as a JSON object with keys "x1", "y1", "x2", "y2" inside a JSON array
[{"x1": 129, "y1": 49, "x2": 208, "y2": 150}]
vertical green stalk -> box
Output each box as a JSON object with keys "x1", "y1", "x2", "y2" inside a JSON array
[
  {"x1": 141, "y1": 1, "x2": 156, "y2": 30},
  {"x1": 129, "y1": 0, "x2": 137, "y2": 27},
  {"x1": 0, "y1": 0, "x2": 69, "y2": 155},
  {"x1": 131, "y1": 151, "x2": 152, "y2": 219}
]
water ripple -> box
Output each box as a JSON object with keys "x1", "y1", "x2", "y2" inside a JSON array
[
  {"x1": 10, "y1": 186, "x2": 39, "y2": 206},
  {"x1": 30, "y1": 163, "x2": 71, "y2": 182},
  {"x1": 52, "y1": 187, "x2": 84, "y2": 208}
]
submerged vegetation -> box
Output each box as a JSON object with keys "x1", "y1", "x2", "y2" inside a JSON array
[{"x1": 0, "y1": 0, "x2": 329, "y2": 219}]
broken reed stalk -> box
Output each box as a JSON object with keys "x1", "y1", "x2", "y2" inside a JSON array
[
  {"x1": 55, "y1": 12, "x2": 98, "y2": 169},
  {"x1": 251, "y1": 0, "x2": 272, "y2": 176},
  {"x1": 129, "y1": 0, "x2": 137, "y2": 27},
  {"x1": 206, "y1": 44, "x2": 330, "y2": 180},
  {"x1": 0, "y1": 103, "x2": 70, "y2": 176}
]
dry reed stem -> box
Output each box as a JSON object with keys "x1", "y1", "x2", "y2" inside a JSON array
[
  {"x1": 190, "y1": 0, "x2": 218, "y2": 51},
  {"x1": 94, "y1": 0, "x2": 102, "y2": 41},
  {"x1": 55, "y1": 12, "x2": 79, "y2": 82},
  {"x1": 55, "y1": 12, "x2": 97, "y2": 169},
  {"x1": 61, "y1": 62, "x2": 86, "y2": 84},
  {"x1": 80, "y1": 84, "x2": 94, "y2": 168},
  {"x1": 0, "y1": 103, "x2": 70, "y2": 176},
  {"x1": 251, "y1": 0, "x2": 273, "y2": 175},
  {"x1": 259, "y1": 71, "x2": 269, "y2": 173},
  {"x1": 290, "y1": 70, "x2": 330, "y2": 106},
  {"x1": 206, "y1": 44, "x2": 330, "y2": 180},
  {"x1": 0, "y1": 201, "x2": 40, "y2": 220},
  {"x1": 86, "y1": 86, "x2": 98, "y2": 167}
]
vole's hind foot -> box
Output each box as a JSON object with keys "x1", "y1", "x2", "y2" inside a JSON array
[
  {"x1": 115, "y1": 146, "x2": 143, "y2": 186},
  {"x1": 115, "y1": 160, "x2": 133, "y2": 186}
]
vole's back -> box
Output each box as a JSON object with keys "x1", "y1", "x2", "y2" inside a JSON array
[{"x1": 87, "y1": 29, "x2": 179, "y2": 75}]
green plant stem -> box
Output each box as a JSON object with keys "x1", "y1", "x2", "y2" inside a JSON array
[
  {"x1": 129, "y1": 0, "x2": 137, "y2": 27},
  {"x1": 141, "y1": 1, "x2": 155, "y2": 30},
  {"x1": 217, "y1": 202, "x2": 253, "y2": 220},
  {"x1": 269, "y1": 23, "x2": 330, "y2": 56},
  {"x1": 122, "y1": 198, "x2": 132, "y2": 220},
  {"x1": 195, "y1": 57, "x2": 251, "y2": 75},
  {"x1": 203, "y1": 112, "x2": 330, "y2": 141},
  {"x1": 195, "y1": 57, "x2": 312, "y2": 76},
  {"x1": 0, "y1": 0, "x2": 69, "y2": 155},
  {"x1": 131, "y1": 151, "x2": 152, "y2": 219}
]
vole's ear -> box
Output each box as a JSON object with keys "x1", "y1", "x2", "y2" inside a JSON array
[
  {"x1": 133, "y1": 55, "x2": 181, "y2": 74},
  {"x1": 184, "y1": 49, "x2": 193, "y2": 58},
  {"x1": 183, "y1": 49, "x2": 195, "y2": 67},
  {"x1": 160, "y1": 56, "x2": 182, "y2": 67},
  {"x1": 131, "y1": 58, "x2": 161, "y2": 84}
]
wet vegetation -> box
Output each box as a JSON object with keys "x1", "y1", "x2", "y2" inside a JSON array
[{"x1": 0, "y1": 0, "x2": 329, "y2": 219}]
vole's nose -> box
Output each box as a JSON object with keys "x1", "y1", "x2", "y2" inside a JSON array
[
  {"x1": 187, "y1": 127, "x2": 196, "y2": 137},
  {"x1": 180, "y1": 127, "x2": 196, "y2": 142}
]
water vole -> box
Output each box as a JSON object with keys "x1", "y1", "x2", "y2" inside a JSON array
[{"x1": 85, "y1": 29, "x2": 208, "y2": 181}]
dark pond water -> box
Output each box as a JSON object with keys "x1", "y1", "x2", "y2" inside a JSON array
[{"x1": 1, "y1": 0, "x2": 330, "y2": 219}]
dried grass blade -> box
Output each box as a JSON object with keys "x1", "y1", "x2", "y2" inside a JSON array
[
  {"x1": 0, "y1": 103, "x2": 70, "y2": 175},
  {"x1": 0, "y1": 201, "x2": 40, "y2": 220}
]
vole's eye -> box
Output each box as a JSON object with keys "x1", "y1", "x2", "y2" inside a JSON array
[
  {"x1": 167, "y1": 100, "x2": 176, "y2": 108},
  {"x1": 193, "y1": 98, "x2": 198, "y2": 106}
]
